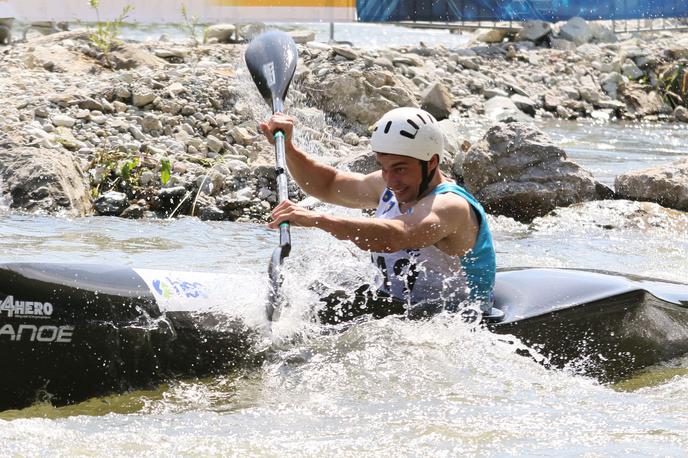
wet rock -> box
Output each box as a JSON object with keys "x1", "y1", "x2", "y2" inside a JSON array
[
  {"x1": 623, "y1": 88, "x2": 670, "y2": 117},
  {"x1": 675, "y1": 106, "x2": 688, "y2": 123},
  {"x1": 615, "y1": 159, "x2": 688, "y2": 211},
  {"x1": 204, "y1": 24, "x2": 236, "y2": 43},
  {"x1": 463, "y1": 123, "x2": 610, "y2": 222},
  {"x1": 558, "y1": 17, "x2": 593, "y2": 45},
  {"x1": 94, "y1": 191, "x2": 128, "y2": 216},
  {"x1": 120, "y1": 204, "x2": 145, "y2": 219},
  {"x1": 0, "y1": 147, "x2": 92, "y2": 216},
  {"x1": 420, "y1": 82, "x2": 453, "y2": 120}
]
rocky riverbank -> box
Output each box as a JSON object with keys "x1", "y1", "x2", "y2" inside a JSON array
[{"x1": 0, "y1": 20, "x2": 687, "y2": 222}]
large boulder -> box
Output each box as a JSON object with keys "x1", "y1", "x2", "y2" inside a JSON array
[
  {"x1": 615, "y1": 159, "x2": 688, "y2": 211},
  {"x1": 0, "y1": 147, "x2": 92, "y2": 216},
  {"x1": 463, "y1": 123, "x2": 612, "y2": 222},
  {"x1": 558, "y1": 17, "x2": 593, "y2": 45},
  {"x1": 303, "y1": 68, "x2": 418, "y2": 126},
  {"x1": 516, "y1": 21, "x2": 552, "y2": 42}
]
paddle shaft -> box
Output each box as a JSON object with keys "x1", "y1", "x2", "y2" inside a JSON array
[{"x1": 272, "y1": 98, "x2": 291, "y2": 250}]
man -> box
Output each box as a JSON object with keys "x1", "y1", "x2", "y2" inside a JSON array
[{"x1": 260, "y1": 107, "x2": 496, "y2": 322}]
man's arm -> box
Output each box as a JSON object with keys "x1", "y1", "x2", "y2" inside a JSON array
[
  {"x1": 260, "y1": 113, "x2": 384, "y2": 209},
  {"x1": 269, "y1": 193, "x2": 479, "y2": 256}
]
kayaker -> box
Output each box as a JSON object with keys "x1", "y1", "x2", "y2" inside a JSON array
[{"x1": 260, "y1": 107, "x2": 496, "y2": 322}]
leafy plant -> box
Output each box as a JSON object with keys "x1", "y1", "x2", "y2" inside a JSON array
[
  {"x1": 657, "y1": 63, "x2": 688, "y2": 108},
  {"x1": 160, "y1": 158, "x2": 172, "y2": 185},
  {"x1": 88, "y1": 0, "x2": 133, "y2": 66},
  {"x1": 180, "y1": 4, "x2": 200, "y2": 46},
  {"x1": 88, "y1": 150, "x2": 143, "y2": 196}
]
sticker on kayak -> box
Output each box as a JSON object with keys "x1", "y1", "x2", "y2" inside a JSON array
[{"x1": 135, "y1": 269, "x2": 226, "y2": 312}]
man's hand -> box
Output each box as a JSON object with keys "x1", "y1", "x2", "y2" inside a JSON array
[
  {"x1": 260, "y1": 113, "x2": 295, "y2": 150},
  {"x1": 268, "y1": 199, "x2": 321, "y2": 229}
]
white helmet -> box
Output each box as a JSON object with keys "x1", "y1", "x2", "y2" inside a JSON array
[{"x1": 370, "y1": 107, "x2": 444, "y2": 161}]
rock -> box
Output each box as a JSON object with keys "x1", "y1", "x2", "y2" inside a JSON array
[
  {"x1": 0, "y1": 147, "x2": 92, "y2": 216},
  {"x1": 420, "y1": 82, "x2": 453, "y2": 120},
  {"x1": 120, "y1": 204, "x2": 145, "y2": 219},
  {"x1": 623, "y1": 88, "x2": 670, "y2": 116},
  {"x1": 129, "y1": 126, "x2": 145, "y2": 141},
  {"x1": 342, "y1": 132, "x2": 360, "y2": 146},
  {"x1": 543, "y1": 93, "x2": 562, "y2": 112},
  {"x1": 289, "y1": 30, "x2": 315, "y2": 44},
  {"x1": 622, "y1": 59, "x2": 644, "y2": 80},
  {"x1": 438, "y1": 119, "x2": 469, "y2": 178},
  {"x1": 107, "y1": 43, "x2": 167, "y2": 70},
  {"x1": 601, "y1": 72, "x2": 625, "y2": 99},
  {"x1": 206, "y1": 135, "x2": 223, "y2": 153},
  {"x1": 141, "y1": 114, "x2": 162, "y2": 133},
  {"x1": 304, "y1": 68, "x2": 417, "y2": 126},
  {"x1": 474, "y1": 28, "x2": 512, "y2": 44},
  {"x1": 615, "y1": 159, "x2": 688, "y2": 211},
  {"x1": 78, "y1": 97, "x2": 104, "y2": 112},
  {"x1": 453, "y1": 56, "x2": 480, "y2": 71},
  {"x1": 0, "y1": 24, "x2": 10, "y2": 45},
  {"x1": 230, "y1": 126, "x2": 255, "y2": 145},
  {"x1": 483, "y1": 96, "x2": 531, "y2": 122},
  {"x1": 132, "y1": 88, "x2": 156, "y2": 107},
  {"x1": 204, "y1": 24, "x2": 236, "y2": 43},
  {"x1": 675, "y1": 106, "x2": 688, "y2": 123},
  {"x1": 463, "y1": 123, "x2": 610, "y2": 222},
  {"x1": 336, "y1": 152, "x2": 379, "y2": 174},
  {"x1": 517, "y1": 21, "x2": 552, "y2": 42},
  {"x1": 510, "y1": 94, "x2": 537, "y2": 115},
  {"x1": 51, "y1": 114, "x2": 76, "y2": 128},
  {"x1": 154, "y1": 48, "x2": 188, "y2": 59},
  {"x1": 590, "y1": 22, "x2": 617, "y2": 43},
  {"x1": 550, "y1": 38, "x2": 577, "y2": 51},
  {"x1": 332, "y1": 46, "x2": 358, "y2": 60},
  {"x1": 484, "y1": 88, "x2": 509, "y2": 99},
  {"x1": 94, "y1": 191, "x2": 128, "y2": 216},
  {"x1": 558, "y1": 17, "x2": 593, "y2": 45}
]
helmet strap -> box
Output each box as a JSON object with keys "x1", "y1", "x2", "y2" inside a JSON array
[{"x1": 417, "y1": 160, "x2": 437, "y2": 198}]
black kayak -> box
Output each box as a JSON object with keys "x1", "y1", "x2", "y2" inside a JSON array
[{"x1": 1, "y1": 262, "x2": 688, "y2": 411}]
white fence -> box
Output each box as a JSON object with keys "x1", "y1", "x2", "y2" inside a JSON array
[{"x1": 0, "y1": 0, "x2": 356, "y2": 23}]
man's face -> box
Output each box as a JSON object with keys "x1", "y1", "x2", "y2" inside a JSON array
[{"x1": 376, "y1": 153, "x2": 423, "y2": 204}]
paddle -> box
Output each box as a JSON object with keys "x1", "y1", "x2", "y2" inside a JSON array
[{"x1": 244, "y1": 30, "x2": 298, "y2": 321}]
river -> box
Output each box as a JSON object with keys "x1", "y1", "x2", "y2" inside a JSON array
[{"x1": 2, "y1": 26, "x2": 688, "y2": 457}]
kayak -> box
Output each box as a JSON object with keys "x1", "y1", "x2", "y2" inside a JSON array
[{"x1": 1, "y1": 262, "x2": 688, "y2": 411}]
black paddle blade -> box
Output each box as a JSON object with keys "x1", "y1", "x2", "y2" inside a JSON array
[{"x1": 244, "y1": 30, "x2": 298, "y2": 111}]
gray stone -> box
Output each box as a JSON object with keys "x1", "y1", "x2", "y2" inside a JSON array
[
  {"x1": 52, "y1": 114, "x2": 76, "y2": 128},
  {"x1": 517, "y1": 20, "x2": 552, "y2": 42},
  {"x1": 0, "y1": 147, "x2": 92, "y2": 216},
  {"x1": 622, "y1": 59, "x2": 644, "y2": 80},
  {"x1": 141, "y1": 114, "x2": 162, "y2": 133},
  {"x1": 132, "y1": 88, "x2": 156, "y2": 107},
  {"x1": 332, "y1": 46, "x2": 358, "y2": 60},
  {"x1": 510, "y1": 94, "x2": 537, "y2": 115},
  {"x1": 206, "y1": 135, "x2": 223, "y2": 153},
  {"x1": 129, "y1": 126, "x2": 145, "y2": 141},
  {"x1": 558, "y1": 17, "x2": 593, "y2": 45},
  {"x1": 420, "y1": 82, "x2": 454, "y2": 120},
  {"x1": 484, "y1": 96, "x2": 531, "y2": 122},
  {"x1": 342, "y1": 132, "x2": 360, "y2": 146},
  {"x1": 94, "y1": 191, "x2": 129, "y2": 216},
  {"x1": 675, "y1": 106, "x2": 688, "y2": 123},
  {"x1": 463, "y1": 123, "x2": 610, "y2": 222},
  {"x1": 484, "y1": 88, "x2": 509, "y2": 99},
  {"x1": 615, "y1": 159, "x2": 688, "y2": 211},
  {"x1": 601, "y1": 72, "x2": 625, "y2": 99},
  {"x1": 204, "y1": 24, "x2": 236, "y2": 43}
]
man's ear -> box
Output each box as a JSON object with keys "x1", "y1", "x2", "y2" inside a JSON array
[{"x1": 430, "y1": 154, "x2": 440, "y2": 168}]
